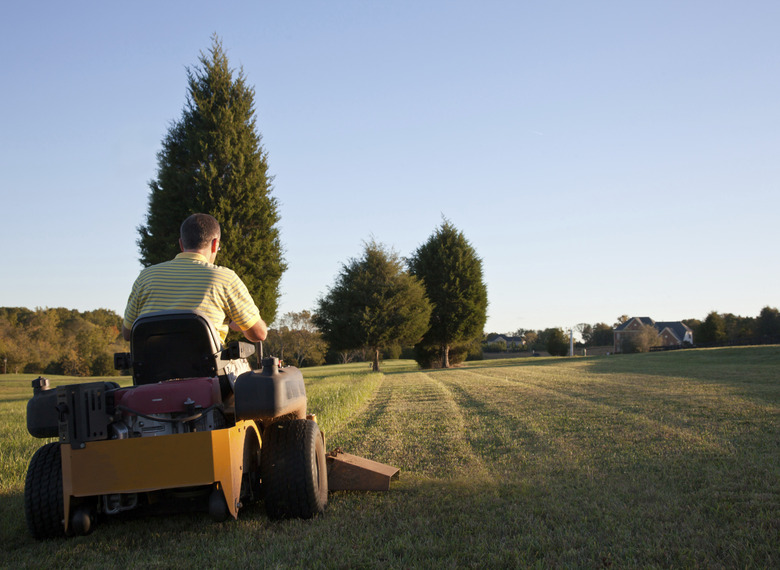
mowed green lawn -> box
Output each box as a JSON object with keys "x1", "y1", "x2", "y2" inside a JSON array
[{"x1": 1, "y1": 346, "x2": 778, "y2": 568}]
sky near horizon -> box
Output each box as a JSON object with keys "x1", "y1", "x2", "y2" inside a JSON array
[{"x1": 2, "y1": 1, "x2": 778, "y2": 334}]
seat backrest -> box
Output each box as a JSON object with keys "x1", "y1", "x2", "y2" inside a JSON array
[{"x1": 130, "y1": 310, "x2": 223, "y2": 385}]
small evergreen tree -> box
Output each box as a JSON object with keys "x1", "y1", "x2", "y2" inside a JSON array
[
  {"x1": 408, "y1": 220, "x2": 488, "y2": 368},
  {"x1": 546, "y1": 328, "x2": 570, "y2": 356},
  {"x1": 314, "y1": 241, "x2": 432, "y2": 372},
  {"x1": 137, "y1": 35, "x2": 285, "y2": 321}
]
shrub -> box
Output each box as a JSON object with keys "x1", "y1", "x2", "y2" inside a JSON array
[{"x1": 620, "y1": 324, "x2": 661, "y2": 353}]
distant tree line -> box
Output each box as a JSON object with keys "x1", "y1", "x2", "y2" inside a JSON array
[
  {"x1": 263, "y1": 311, "x2": 327, "y2": 368},
  {"x1": 485, "y1": 307, "x2": 780, "y2": 357},
  {"x1": 484, "y1": 323, "x2": 614, "y2": 357},
  {"x1": 684, "y1": 307, "x2": 780, "y2": 346},
  {"x1": 5, "y1": 305, "x2": 777, "y2": 376},
  {"x1": 0, "y1": 307, "x2": 127, "y2": 376}
]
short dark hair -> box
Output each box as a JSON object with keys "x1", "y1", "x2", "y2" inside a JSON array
[{"x1": 180, "y1": 214, "x2": 221, "y2": 250}]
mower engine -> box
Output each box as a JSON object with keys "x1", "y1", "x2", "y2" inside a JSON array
[
  {"x1": 111, "y1": 377, "x2": 226, "y2": 438},
  {"x1": 26, "y1": 376, "x2": 227, "y2": 445}
]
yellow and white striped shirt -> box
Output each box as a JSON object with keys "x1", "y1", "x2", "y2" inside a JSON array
[{"x1": 123, "y1": 252, "x2": 261, "y2": 343}]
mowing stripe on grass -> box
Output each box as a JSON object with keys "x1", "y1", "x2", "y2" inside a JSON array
[{"x1": 327, "y1": 371, "x2": 492, "y2": 481}]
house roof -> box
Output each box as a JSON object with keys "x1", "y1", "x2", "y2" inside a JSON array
[
  {"x1": 614, "y1": 317, "x2": 654, "y2": 332},
  {"x1": 655, "y1": 321, "x2": 692, "y2": 342},
  {"x1": 487, "y1": 334, "x2": 524, "y2": 343}
]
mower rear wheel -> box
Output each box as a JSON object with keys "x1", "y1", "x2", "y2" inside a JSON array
[
  {"x1": 261, "y1": 419, "x2": 328, "y2": 519},
  {"x1": 24, "y1": 442, "x2": 65, "y2": 539}
]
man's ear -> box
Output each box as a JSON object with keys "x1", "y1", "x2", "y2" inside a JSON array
[
  {"x1": 179, "y1": 238, "x2": 185, "y2": 252},
  {"x1": 211, "y1": 238, "x2": 219, "y2": 253}
]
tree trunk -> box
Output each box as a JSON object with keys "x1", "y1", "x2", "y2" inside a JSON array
[
  {"x1": 442, "y1": 344, "x2": 450, "y2": 368},
  {"x1": 372, "y1": 348, "x2": 381, "y2": 372}
]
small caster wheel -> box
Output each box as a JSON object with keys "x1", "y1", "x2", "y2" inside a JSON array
[{"x1": 70, "y1": 506, "x2": 94, "y2": 536}]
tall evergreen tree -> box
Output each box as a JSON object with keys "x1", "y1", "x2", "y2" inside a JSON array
[
  {"x1": 408, "y1": 220, "x2": 488, "y2": 368},
  {"x1": 137, "y1": 36, "x2": 285, "y2": 321},
  {"x1": 314, "y1": 241, "x2": 432, "y2": 372}
]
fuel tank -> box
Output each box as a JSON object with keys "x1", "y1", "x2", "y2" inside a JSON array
[
  {"x1": 26, "y1": 377, "x2": 59, "y2": 438},
  {"x1": 233, "y1": 357, "x2": 307, "y2": 422}
]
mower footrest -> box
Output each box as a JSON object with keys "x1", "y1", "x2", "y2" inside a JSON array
[{"x1": 325, "y1": 451, "x2": 399, "y2": 491}]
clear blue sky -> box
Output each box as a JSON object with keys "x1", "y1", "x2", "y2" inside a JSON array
[{"x1": 2, "y1": 1, "x2": 778, "y2": 334}]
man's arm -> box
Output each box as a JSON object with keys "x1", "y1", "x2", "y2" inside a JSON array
[
  {"x1": 233, "y1": 317, "x2": 268, "y2": 342},
  {"x1": 122, "y1": 324, "x2": 132, "y2": 342}
]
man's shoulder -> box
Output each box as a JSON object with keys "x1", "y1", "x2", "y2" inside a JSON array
[{"x1": 211, "y1": 264, "x2": 242, "y2": 284}]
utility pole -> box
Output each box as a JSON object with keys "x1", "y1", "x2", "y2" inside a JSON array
[{"x1": 569, "y1": 328, "x2": 574, "y2": 357}]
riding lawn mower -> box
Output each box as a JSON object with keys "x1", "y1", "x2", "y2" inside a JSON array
[{"x1": 23, "y1": 310, "x2": 398, "y2": 538}]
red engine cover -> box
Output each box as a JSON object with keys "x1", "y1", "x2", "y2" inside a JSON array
[{"x1": 114, "y1": 377, "x2": 221, "y2": 415}]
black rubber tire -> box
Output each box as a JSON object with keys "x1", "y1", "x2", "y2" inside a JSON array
[
  {"x1": 240, "y1": 432, "x2": 262, "y2": 505},
  {"x1": 24, "y1": 442, "x2": 65, "y2": 539},
  {"x1": 261, "y1": 419, "x2": 328, "y2": 520}
]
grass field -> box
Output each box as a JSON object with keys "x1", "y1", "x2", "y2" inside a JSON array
[{"x1": 1, "y1": 347, "x2": 778, "y2": 568}]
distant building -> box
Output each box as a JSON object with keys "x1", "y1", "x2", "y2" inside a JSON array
[
  {"x1": 486, "y1": 334, "x2": 524, "y2": 349},
  {"x1": 613, "y1": 317, "x2": 693, "y2": 353}
]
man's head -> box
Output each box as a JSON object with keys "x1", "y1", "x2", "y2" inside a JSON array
[{"x1": 180, "y1": 214, "x2": 221, "y2": 259}]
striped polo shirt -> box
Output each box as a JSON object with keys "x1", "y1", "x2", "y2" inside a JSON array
[{"x1": 123, "y1": 252, "x2": 261, "y2": 344}]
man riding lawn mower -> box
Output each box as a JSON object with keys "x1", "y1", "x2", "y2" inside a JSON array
[{"x1": 24, "y1": 310, "x2": 399, "y2": 538}]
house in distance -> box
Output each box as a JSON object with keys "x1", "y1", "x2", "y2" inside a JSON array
[{"x1": 613, "y1": 317, "x2": 693, "y2": 353}]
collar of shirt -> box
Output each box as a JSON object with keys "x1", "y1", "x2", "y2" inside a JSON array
[{"x1": 175, "y1": 252, "x2": 209, "y2": 263}]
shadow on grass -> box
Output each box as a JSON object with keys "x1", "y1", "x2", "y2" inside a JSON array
[
  {"x1": 1, "y1": 485, "x2": 271, "y2": 551},
  {"x1": 0, "y1": 490, "x2": 31, "y2": 547},
  {"x1": 4, "y1": 456, "x2": 777, "y2": 568}
]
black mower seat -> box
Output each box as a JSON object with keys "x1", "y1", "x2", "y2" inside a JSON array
[{"x1": 130, "y1": 310, "x2": 224, "y2": 386}]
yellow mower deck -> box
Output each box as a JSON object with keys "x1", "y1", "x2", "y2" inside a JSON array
[{"x1": 61, "y1": 420, "x2": 259, "y2": 532}]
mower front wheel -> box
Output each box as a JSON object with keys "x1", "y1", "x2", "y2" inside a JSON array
[{"x1": 261, "y1": 419, "x2": 328, "y2": 519}]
